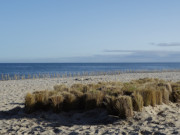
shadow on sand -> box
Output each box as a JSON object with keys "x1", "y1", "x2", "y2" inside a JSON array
[{"x1": 0, "y1": 106, "x2": 120, "y2": 127}]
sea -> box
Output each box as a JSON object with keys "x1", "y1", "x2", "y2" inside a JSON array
[{"x1": 0, "y1": 63, "x2": 180, "y2": 80}]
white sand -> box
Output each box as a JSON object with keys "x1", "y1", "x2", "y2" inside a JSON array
[{"x1": 0, "y1": 72, "x2": 180, "y2": 135}]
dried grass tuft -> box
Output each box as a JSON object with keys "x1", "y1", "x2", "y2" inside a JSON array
[
  {"x1": 34, "y1": 90, "x2": 50, "y2": 110},
  {"x1": 25, "y1": 93, "x2": 36, "y2": 113},
  {"x1": 50, "y1": 95, "x2": 64, "y2": 112},
  {"x1": 84, "y1": 91, "x2": 104, "y2": 110},
  {"x1": 62, "y1": 92, "x2": 77, "y2": 111},
  {"x1": 160, "y1": 88, "x2": 169, "y2": 104},
  {"x1": 131, "y1": 92, "x2": 143, "y2": 111},
  {"x1": 155, "y1": 90, "x2": 163, "y2": 105},
  {"x1": 112, "y1": 96, "x2": 133, "y2": 118},
  {"x1": 139, "y1": 89, "x2": 156, "y2": 107},
  {"x1": 54, "y1": 85, "x2": 69, "y2": 92},
  {"x1": 25, "y1": 78, "x2": 179, "y2": 119}
]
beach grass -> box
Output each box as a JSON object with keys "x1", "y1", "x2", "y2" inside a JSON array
[{"x1": 25, "y1": 78, "x2": 180, "y2": 118}]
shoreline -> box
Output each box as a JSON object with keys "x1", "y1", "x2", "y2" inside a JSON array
[
  {"x1": 0, "y1": 71, "x2": 180, "y2": 134},
  {"x1": 1, "y1": 69, "x2": 180, "y2": 81}
]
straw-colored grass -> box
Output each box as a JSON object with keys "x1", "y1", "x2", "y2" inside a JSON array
[
  {"x1": 25, "y1": 78, "x2": 180, "y2": 118},
  {"x1": 171, "y1": 90, "x2": 180, "y2": 103},
  {"x1": 104, "y1": 95, "x2": 133, "y2": 118},
  {"x1": 131, "y1": 92, "x2": 143, "y2": 111},
  {"x1": 62, "y1": 92, "x2": 77, "y2": 111},
  {"x1": 103, "y1": 95, "x2": 116, "y2": 114},
  {"x1": 25, "y1": 93, "x2": 36, "y2": 113},
  {"x1": 155, "y1": 90, "x2": 163, "y2": 105},
  {"x1": 113, "y1": 96, "x2": 133, "y2": 118},
  {"x1": 54, "y1": 84, "x2": 69, "y2": 92},
  {"x1": 139, "y1": 89, "x2": 156, "y2": 107},
  {"x1": 84, "y1": 91, "x2": 104, "y2": 110},
  {"x1": 50, "y1": 95, "x2": 64, "y2": 112},
  {"x1": 170, "y1": 83, "x2": 180, "y2": 103}
]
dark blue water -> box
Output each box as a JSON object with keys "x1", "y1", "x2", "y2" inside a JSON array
[{"x1": 0, "y1": 63, "x2": 180, "y2": 80}]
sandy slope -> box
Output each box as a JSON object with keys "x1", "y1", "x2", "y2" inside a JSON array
[{"x1": 0, "y1": 72, "x2": 180, "y2": 135}]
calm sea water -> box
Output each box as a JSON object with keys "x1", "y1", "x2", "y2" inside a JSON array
[{"x1": 0, "y1": 63, "x2": 180, "y2": 79}]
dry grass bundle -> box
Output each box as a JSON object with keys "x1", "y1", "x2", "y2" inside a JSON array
[
  {"x1": 103, "y1": 95, "x2": 115, "y2": 114},
  {"x1": 155, "y1": 90, "x2": 163, "y2": 105},
  {"x1": 25, "y1": 93, "x2": 35, "y2": 113},
  {"x1": 139, "y1": 89, "x2": 156, "y2": 107},
  {"x1": 69, "y1": 90, "x2": 85, "y2": 109},
  {"x1": 62, "y1": 92, "x2": 77, "y2": 111},
  {"x1": 84, "y1": 91, "x2": 104, "y2": 110},
  {"x1": 25, "y1": 78, "x2": 180, "y2": 118},
  {"x1": 71, "y1": 84, "x2": 84, "y2": 91},
  {"x1": 169, "y1": 82, "x2": 180, "y2": 102},
  {"x1": 54, "y1": 85, "x2": 69, "y2": 92},
  {"x1": 33, "y1": 90, "x2": 49, "y2": 109},
  {"x1": 122, "y1": 82, "x2": 137, "y2": 91},
  {"x1": 84, "y1": 93, "x2": 97, "y2": 110},
  {"x1": 170, "y1": 82, "x2": 180, "y2": 103},
  {"x1": 169, "y1": 83, "x2": 179, "y2": 102},
  {"x1": 171, "y1": 83, "x2": 180, "y2": 91},
  {"x1": 160, "y1": 88, "x2": 169, "y2": 104},
  {"x1": 86, "y1": 83, "x2": 104, "y2": 92},
  {"x1": 103, "y1": 86, "x2": 123, "y2": 97},
  {"x1": 166, "y1": 83, "x2": 172, "y2": 93},
  {"x1": 103, "y1": 95, "x2": 133, "y2": 118},
  {"x1": 95, "y1": 91, "x2": 105, "y2": 107},
  {"x1": 158, "y1": 82, "x2": 172, "y2": 93},
  {"x1": 50, "y1": 95, "x2": 64, "y2": 112},
  {"x1": 70, "y1": 90, "x2": 84, "y2": 97},
  {"x1": 131, "y1": 92, "x2": 143, "y2": 111},
  {"x1": 170, "y1": 90, "x2": 180, "y2": 103},
  {"x1": 112, "y1": 96, "x2": 133, "y2": 118}
]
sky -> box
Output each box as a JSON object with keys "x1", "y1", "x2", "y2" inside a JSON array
[{"x1": 0, "y1": 0, "x2": 180, "y2": 62}]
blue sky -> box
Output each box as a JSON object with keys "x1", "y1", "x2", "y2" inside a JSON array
[{"x1": 0, "y1": 0, "x2": 180, "y2": 62}]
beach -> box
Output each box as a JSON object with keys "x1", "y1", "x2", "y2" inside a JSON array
[{"x1": 0, "y1": 71, "x2": 180, "y2": 135}]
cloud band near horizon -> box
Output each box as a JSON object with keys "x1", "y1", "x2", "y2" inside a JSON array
[{"x1": 150, "y1": 42, "x2": 180, "y2": 47}]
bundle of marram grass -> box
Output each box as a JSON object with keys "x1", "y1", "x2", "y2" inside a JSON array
[{"x1": 25, "y1": 78, "x2": 180, "y2": 118}]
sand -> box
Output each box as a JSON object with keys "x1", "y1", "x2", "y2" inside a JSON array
[{"x1": 0, "y1": 72, "x2": 180, "y2": 135}]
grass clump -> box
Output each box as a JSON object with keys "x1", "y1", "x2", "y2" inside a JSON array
[
  {"x1": 33, "y1": 90, "x2": 50, "y2": 110},
  {"x1": 170, "y1": 90, "x2": 180, "y2": 103},
  {"x1": 107, "y1": 96, "x2": 133, "y2": 118},
  {"x1": 62, "y1": 92, "x2": 77, "y2": 111},
  {"x1": 170, "y1": 83, "x2": 180, "y2": 103},
  {"x1": 139, "y1": 89, "x2": 156, "y2": 107},
  {"x1": 160, "y1": 88, "x2": 169, "y2": 104},
  {"x1": 54, "y1": 84, "x2": 69, "y2": 92},
  {"x1": 131, "y1": 92, "x2": 143, "y2": 111},
  {"x1": 25, "y1": 93, "x2": 36, "y2": 113},
  {"x1": 155, "y1": 90, "x2": 163, "y2": 105},
  {"x1": 84, "y1": 91, "x2": 104, "y2": 110},
  {"x1": 50, "y1": 95, "x2": 64, "y2": 112},
  {"x1": 25, "y1": 78, "x2": 180, "y2": 119}
]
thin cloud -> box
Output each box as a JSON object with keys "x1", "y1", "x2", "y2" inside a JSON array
[
  {"x1": 150, "y1": 42, "x2": 180, "y2": 47},
  {"x1": 104, "y1": 50, "x2": 180, "y2": 53},
  {"x1": 101, "y1": 50, "x2": 180, "y2": 62}
]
